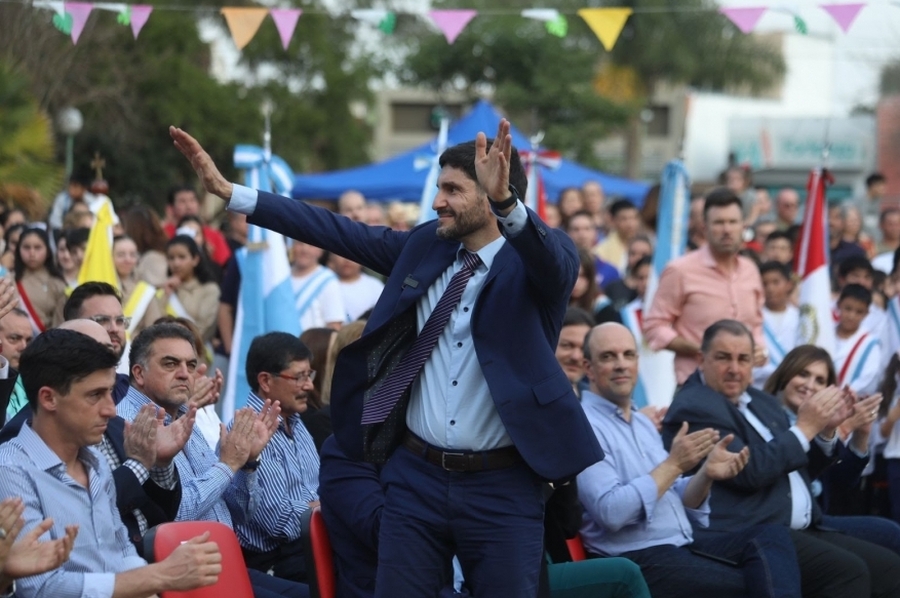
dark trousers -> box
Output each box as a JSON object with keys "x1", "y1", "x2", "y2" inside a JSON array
[
  {"x1": 247, "y1": 568, "x2": 310, "y2": 598},
  {"x1": 243, "y1": 537, "x2": 308, "y2": 583},
  {"x1": 375, "y1": 444, "x2": 545, "y2": 598},
  {"x1": 791, "y1": 526, "x2": 900, "y2": 598},
  {"x1": 885, "y1": 459, "x2": 900, "y2": 524},
  {"x1": 624, "y1": 524, "x2": 801, "y2": 598}
]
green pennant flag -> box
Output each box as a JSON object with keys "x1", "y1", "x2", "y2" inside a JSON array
[
  {"x1": 117, "y1": 5, "x2": 132, "y2": 26},
  {"x1": 52, "y1": 11, "x2": 73, "y2": 34},
  {"x1": 793, "y1": 14, "x2": 808, "y2": 35},
  {"x1": 378, "y1": 11, "x2": 396, "y2": 34},
  {"x1": 546, "y1": 14, "x2": 567, "y2": 37}
]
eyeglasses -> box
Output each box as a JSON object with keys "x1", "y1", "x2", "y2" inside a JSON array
[
  {"x1": 88, "y1": 315, "x2": 132, "y2": 329},
  {"x1": 270, "y1": 370, "x2": 316, "y2": 384}
]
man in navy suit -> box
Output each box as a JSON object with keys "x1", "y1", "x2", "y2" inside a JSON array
[
  {"x1": 171, "y1": 120, "x2": 604, "y2": 597},
  {"x1": 664, "y1": 319, "x2": 900, "y2": 598}
]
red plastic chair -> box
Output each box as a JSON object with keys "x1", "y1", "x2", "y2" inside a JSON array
[
  {"x1": 566, "y1": 534, "x2": 588, "y2": 562},
  {"x1": 301, "y1": 506, "x2": 336, "y2": 598},
  {"x1": 143, "y1": 520, "x2": 254, "y2": 598}
]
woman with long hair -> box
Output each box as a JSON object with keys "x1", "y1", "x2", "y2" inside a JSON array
[
  {"x1": 163, "y1": 235, "x2": 220, "y2": 342},
  {"x1": 298, "y1": 327, "x2": 338, "y2": 450},
  {"x1": 570, "y1": 248, "x2": 620, "y2": 325},
  {"x1": 14, "y1": 228, "x2": 66, "y2": 332},
  {"x1": 766, "y1": 345, "x2": 882, "y2": 516},
  {"x1": 114, "y1": 235, "x2": 164, "y2": 336}
]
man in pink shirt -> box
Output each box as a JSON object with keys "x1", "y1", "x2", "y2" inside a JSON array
[{"x1": 644, "y1": 189, "x2": 766, "y2": 384}]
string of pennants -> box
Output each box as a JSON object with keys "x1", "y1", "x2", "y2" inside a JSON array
[{"x1": 27, "y1": 2, "x2": 869, "y2": 48}]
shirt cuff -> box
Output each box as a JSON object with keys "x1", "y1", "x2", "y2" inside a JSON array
[
  {"x1": 847, "y1": 441, "x2": 869, "y2": 459},
  {"x1": 789, "y1": 425, "x2": 812, "y2": 453},
  {"x1": 632, "y1": 474, "x2": 661, "y2": 522},
  {"x1": 83, "y1": 572, "x2": 116, "y2": 598},
  {"x1": 228, "y1": 184, "x2": 259, "y2": 216},
  {"x1": 493, "y1": 200, "x2": 527, "y2": 237},
  {"x1": 645, "y1": 326, "x2": 678, "y2": 352},
  {"x1": 149, "y1": 462, "x2": 178, "y2": 490},
  {"x1": 123, "y1": 459, "x2": 150, "y2": 485},
  {"x1": 813, "y1": 431, "x2": 838, "y2": 457}
]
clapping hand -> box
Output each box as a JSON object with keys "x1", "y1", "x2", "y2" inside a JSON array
[
  {"x1": 0, "y1": 498, "x2": 78, "y2": 582},
  {"x1": 699, "y1": 434, "x2": 750, "y2": 481},
  {"x1": 666, "y1": 422, "x2": 720, "y2": 474}
]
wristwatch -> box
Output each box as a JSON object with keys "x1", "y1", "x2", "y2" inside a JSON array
[
  {"x1": 489, "y1": 184, "x2": 520, "y2": 211},
  {"x1": 241, "y1": 458, "x2": 261, "y2": 472}
]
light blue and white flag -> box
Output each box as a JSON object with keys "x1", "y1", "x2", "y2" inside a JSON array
[
  {"x1": 640, "y1": 160, "x2": 690, "y2": 408},
  {"x1": 416, "y1": 117, "x2": 450, "y2": 225},
  {"x1": 222, "y1": 145, "x2": 301, "y2": 417}
]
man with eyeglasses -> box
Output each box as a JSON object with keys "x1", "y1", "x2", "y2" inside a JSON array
[
  {"x1": 119, "y1": 323, "x2": 309, "y2": 597},
  {"x1": 234, "y1": 331, "x2": 320, "y2": 583}
]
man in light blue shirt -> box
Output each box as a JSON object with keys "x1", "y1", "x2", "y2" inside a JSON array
[
  {"x1": 236, "y1": 332, "x2": 320, "y2": 583},
  {"x1": 577, "y1": 323, "x2": 801, "y2": 598},
  {"x1": 0, "y1": 328, "x2": 221, "y2": 598}
]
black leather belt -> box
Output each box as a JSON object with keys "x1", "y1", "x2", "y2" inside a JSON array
[{"x1": 402, "y1": 432, "x2": 522, "y2": 472}]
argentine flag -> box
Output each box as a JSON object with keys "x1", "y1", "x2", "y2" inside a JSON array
[
  {"x1": 222, "y1": 146, "x2": 301, "y2": 417},
  {"x1": 632, "y1": 160, "x2": 689, "y2": 408}
]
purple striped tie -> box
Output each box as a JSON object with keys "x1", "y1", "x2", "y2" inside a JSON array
[{"x1": 361, "y1": 251, "x2": 482, "y2": 425}]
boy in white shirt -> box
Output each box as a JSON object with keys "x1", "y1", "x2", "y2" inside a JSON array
[
  {"x1": 833, "y1": 284, "x2": 882, "y2": 395},
  {"x1": 753, "y1": 261, "x2": 798, "y2": 388}
]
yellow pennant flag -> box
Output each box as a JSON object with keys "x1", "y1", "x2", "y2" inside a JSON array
[
  {"x1": 578, "y1": 8, "x2": 633, "y2": 51},
  {"x1": 78, "y1": 202, "x2": 118, "y2": 288},
  {"x1": 221, "y1": 7, "x2": 269, "y2": 50}
]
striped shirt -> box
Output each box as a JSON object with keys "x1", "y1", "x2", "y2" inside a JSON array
[
  {"x1": 233, "y1": 392, "x2": 320, "y2": 552},
  {"x1": 0, "y1": 424, "x2": 146, "y2": 598},
  {"x1": 117, "y1": 386, "x2": 256, "y2": 526},
  {"x1": 95, "y1": 433, "x2": 177, "y2": 536}
]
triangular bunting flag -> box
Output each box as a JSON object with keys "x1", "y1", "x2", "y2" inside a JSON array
[
  {"x1": 378, "y1": 12, "x2": 396, "y2": 34},
  {"x1": 270, "y1": 8, "x2": 301, "y2": 50},
  {"x1": 577, "y1": 8, "x2": 632, "y2": 51},
  {"x1": 117, "y1": 6, "x2": 131, "y2": 26},
  {"x1": 719, "y1": 6, "x2": 767, "y2": 34},
  {"x1": 64, "y1": 2, "x2": 93, "y2": 44},
  {"x1": 794, "y1": 14, "x2": 808, "y2": 34},
  {"x1": 130, "y1": 5, "x2": 152, "y2": 38},
  {"x1": 546, "y1": 14, "x2": 567, "y2": 37},
  {"x1": 52, "y1": 11, "x2": 73, "y2": 34},
  {"x1": 820, "y1": 3, "x2": 865, "y2": 33},
  {"x1": 428, "y1": 9, "x2": 477, "y2": 44},
  {"x1": 221, "y1": 7, "x2": 268, "y2": 51}
]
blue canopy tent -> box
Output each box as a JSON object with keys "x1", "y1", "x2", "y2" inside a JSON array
[{"x1": 291, "y1": 100, "x2": 650, "y2": 206}]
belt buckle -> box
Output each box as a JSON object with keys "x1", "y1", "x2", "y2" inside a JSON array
[{"x1": 441, "y1": 451, "x2": 467, "y2": 472}]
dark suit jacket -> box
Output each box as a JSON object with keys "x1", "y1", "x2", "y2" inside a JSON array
[
  {"x1": 250, "y1": 191, "x2": 604, "y2": 481},
  {"x1": 0, "y1": 375, "x2": 180, "y2": 552},
  {"x1": 318, "y1": 435, "x2": 381, "y2": 598},
  {"x1": 662, "y1": 370, "x2": 836, "y2": 532}
]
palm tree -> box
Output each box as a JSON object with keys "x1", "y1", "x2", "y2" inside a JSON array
[{"x1": 0, "y1": 61, "x2": 61, "y2": 218}]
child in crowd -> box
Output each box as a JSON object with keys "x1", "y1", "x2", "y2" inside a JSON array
[
  {"x1": 162, "y1": 235, "x2": 220, "y2": 342},
  {"x1": 834, "y1": 256, "x2": 886, "y2": 336},
  {"x1": 762, "y1": 230, "x2": 794, "y2": 265},
  {"x1": 833, "y1": 284, "x2": 881, "y2": 395},
  {"x1": 14, "y1": 227, "x2": 67, "y2": 333},
  {"x1": 753, "y1": 261, "x2": 798, "y2": 388}
]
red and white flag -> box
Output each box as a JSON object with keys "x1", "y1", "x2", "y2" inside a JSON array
[
  {"x1": 795, "y1": 168, "x2": 835, "y2": 354},
  {"x1": 520, "y1": 149, "x2": 561, "y2": 222}
]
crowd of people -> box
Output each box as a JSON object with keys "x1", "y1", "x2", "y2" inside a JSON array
[{"x1": 0, "y1": 118, "x2": 899, "y2": 598}]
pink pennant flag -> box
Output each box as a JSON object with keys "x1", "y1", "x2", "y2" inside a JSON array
[
  {"x1": 130, "y1": 5, "x2": 152, "y2": 39},
  {"x1": 428, "y1": 9, "x2": 477, "y2": 44},
  {"x1": 64, "y1": 1, "x2": 93, "y2": 43},
  {"x1": 270, "y1": 8, "x2": 302, "y2": 50},
  {"x1": 719, "y1": 6, "x2": 767, "y2": 34},
  {"x1": 820, "y1": 3, "x2": 865, "y2": 32}
]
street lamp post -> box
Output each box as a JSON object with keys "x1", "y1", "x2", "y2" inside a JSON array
[{"x1": 57, "y1": 107, "x2": 83, "y2": 179}]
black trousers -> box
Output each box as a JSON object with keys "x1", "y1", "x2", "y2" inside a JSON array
[
  {"x1": 791, "y1": 527, "x2": 900, "y2": 598},
  {"x1": 243, "y1": 537, "x2": 308, "y2": 584}
]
